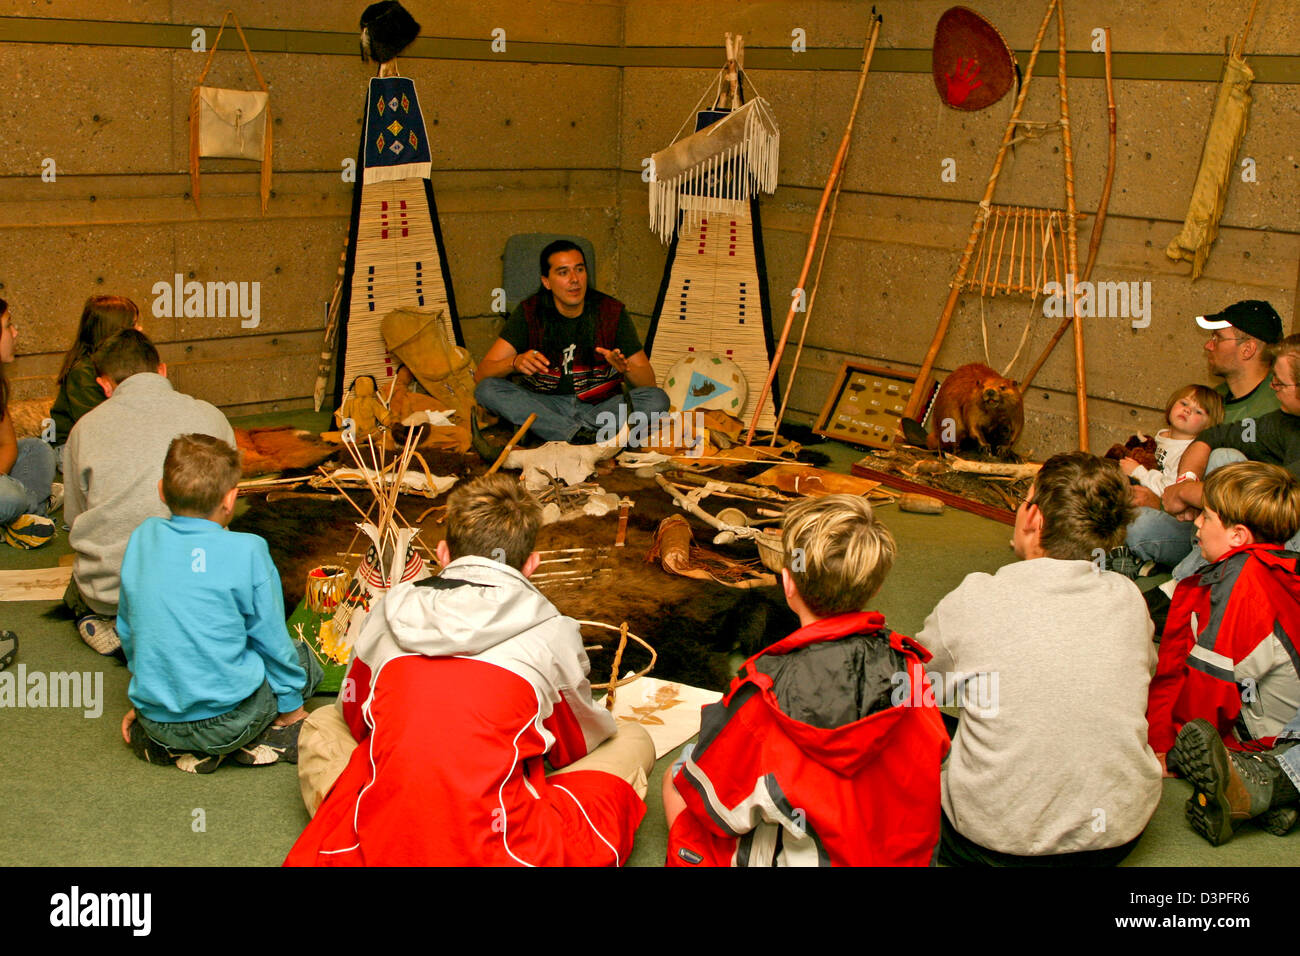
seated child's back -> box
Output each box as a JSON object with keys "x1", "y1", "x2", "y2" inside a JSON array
[
  {"x1": 665, "y1": 494, "x2": 949, "y2": 867},
  {"x1": 119, "y1": 434, "x2": 314, "y2": 770}
]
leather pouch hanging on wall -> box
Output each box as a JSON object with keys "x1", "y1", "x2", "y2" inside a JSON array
[{"x1": 189, "y1": 10, "x2": 272, "y2": 213}]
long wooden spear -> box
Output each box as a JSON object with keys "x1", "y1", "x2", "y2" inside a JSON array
[
  {"x1": 743, "y1": 10, "x2": 882, "y2": 446},
  {"x1": 1020, "y1": 24, "x2": 1116, "y2": 392}
]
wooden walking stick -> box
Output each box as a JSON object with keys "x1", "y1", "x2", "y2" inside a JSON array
[
  {"x1": 744, "y1": 9, "x2": 883, "y2": 447},
  {"x1": 901, "y1": 0, "x2": 1061, "y2": 425},
  {"x1": 487, "y1": 413, "x2": 537, "y2": 475},
  {"x1": 1020, "y1": 25, "x2": 1116, "y2": 391}
]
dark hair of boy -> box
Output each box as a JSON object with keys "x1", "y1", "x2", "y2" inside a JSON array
[
  {"x1": 443, "y1": 473, "x2": 542, "y2": 569},
  {"x1": 92, "y1": 328, "x2": 161, "y2": 386},
  {"x1": 162, "y1": 434, "x2": 242, "y2": 517},
  {"x1": 1032, "y1": 452, "x2": 1134, "y2": 560}
]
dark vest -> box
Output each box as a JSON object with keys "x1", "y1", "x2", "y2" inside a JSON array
[{"x1": 521, "y1": 291, "x2": 625, "y2": 404}]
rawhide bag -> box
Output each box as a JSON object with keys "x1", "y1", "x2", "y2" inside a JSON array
[{"x1": 189, "y1": 10, "x2": 273, "y2": 213}]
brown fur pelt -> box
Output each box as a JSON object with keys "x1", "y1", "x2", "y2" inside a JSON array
[
  {"x1": 927, "y1": 362, "x2": 1024, "y2": 457},
  {"x1": 231, "y1": 479, "x2": 800, "y2": 691},
  {"x1": 236, "y1": 426, "x2": 340, "y2": 478},
  {"x1": 1103, "y1": 434, "x2": 1158, "y2": 471},
  {"x1": 9, "y1": 398, "x2": 52, "y2": 439}
]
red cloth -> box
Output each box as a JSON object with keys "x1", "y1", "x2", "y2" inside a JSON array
[
  {"x1": 1147, "y1": 543, "x2": 1300, "y2": 753},
  {"x1": 666, "y1": 612, "x2": 950, "y2": 867},
  {"x1": 285, "y1": 656, "x2": 643, "y2": 866}
]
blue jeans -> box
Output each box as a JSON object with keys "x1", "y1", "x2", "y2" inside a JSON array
[
  {"x1": 1272, "y1": 710, "x2": 1300, "y2": 795},
  {"x1": 475, "y1": 378, "x2": 670, "y2": 445},
  {"x1": 0, "y1": 438, "x2": 56, "y2": 525},
  {"x1": 138, "y1": 641, "x2": 324, "y2": 756}
]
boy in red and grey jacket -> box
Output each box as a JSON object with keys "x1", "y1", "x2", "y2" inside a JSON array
[
  {"x1": 285, "y1": 474, "x2": 654, "y2": 866},
  {"x1": 663, "y1": 494, "x2": 950, "y2": 867},
  {"x1": 1149, "y1": 462, "x2": 1300, "y2": 844}
]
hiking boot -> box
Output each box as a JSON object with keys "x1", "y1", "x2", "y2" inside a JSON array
[
  {"x1": 0, "y1": 630, "x2": 16, "y2": 671},
  {"x1": 1257, "y1": 807, "x2": 1299, "y2": 836},
  {"x1": 1106, "y1": 545, "x2": 1142, "y2": 580},
  {"x1": 1173, "y1": 719, "x2": 1275, "y2": 845},
  {"x1": 77, "y1": 614, "x2": 121, "y2": 656},
  {"x1": 127, "y1": 721, "x2": 177, "y2": 767},
  {"x1": 2, "y1": 513, "x2": 55, "y2": 549}
]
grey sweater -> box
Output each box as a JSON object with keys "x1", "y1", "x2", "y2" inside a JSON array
[
  {"x1": 64, "y1": 373, "x2": 234, "y2": 615},
  {"x1": 917, "y1": 558, "x2": 1162, "y2": 856}
]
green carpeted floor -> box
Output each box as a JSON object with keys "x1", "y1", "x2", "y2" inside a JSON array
[{"x1": 0, "y1": 417, "x2": 1292, "y2": 866}]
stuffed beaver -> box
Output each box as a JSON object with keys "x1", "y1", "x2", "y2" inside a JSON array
[{"x1": 926, "y1": 362, "x2": 1024, "y2": 457}]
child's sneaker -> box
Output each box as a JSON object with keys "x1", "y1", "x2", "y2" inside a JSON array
[
  {"x1": 46, "y1": 482, "x2": 64, "y2": 515},
  {"x1": 127, "y1": 721, "x2": 177, "y2": 766},
  {"x1": 2, "y1": 513, "x2": 55, "y2": 549},
  {"x1": 232, "y1": 743, "x2": 284, "y2": 766},
  {"x1": 76, "y1": 615, "x2": 121, "y2": 656},
  {"x1": 234, "y1": 720, "x2": 304, "y2": 766},
  {"x1": 0, "y1": 630, "x2": 16, "y2": 671},
  {"x1": 1105, "y1": 545, "x2": 1142, "y2": 579},
  {"x1": 174, "y1": 752, "x2": 223, "y2": 774}
]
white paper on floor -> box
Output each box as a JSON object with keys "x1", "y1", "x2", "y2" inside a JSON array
[{"x1": 607, "y1": 676, "x2": 723, "y2": 758}]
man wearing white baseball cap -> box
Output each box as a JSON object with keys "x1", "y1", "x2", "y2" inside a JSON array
[{"x1": 1123, "y1": 301, "x2": 1282, "y2": 577}]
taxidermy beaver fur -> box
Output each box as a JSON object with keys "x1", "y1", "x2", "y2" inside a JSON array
[{"x1": 926, "y1": 363, "x2": 1024, "y2": 456}]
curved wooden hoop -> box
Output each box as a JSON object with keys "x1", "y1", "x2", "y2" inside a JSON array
[{"x1": 578, "y1": 620, "x2": 658, "y2": 700}]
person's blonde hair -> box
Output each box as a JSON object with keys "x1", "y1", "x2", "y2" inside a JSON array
[
  {"x1": 1032, "y1": 452, "x2": 1133, "y2": 559},
  {"x1": 1203, "y1": 462, "x2": 1300, "y2": 546},
  {"x1": 162, "y1": 434, "x2": 241, "y2": 517},
  {"x1": 1165, "y1": 384, "x2": 1224, "y2": 429},
  {"x1": 780, "y1": 494, "x2": 896, "y2": 617},
  {"x1": 444, "y1": 473, "x2": 542, "y2": 568}
]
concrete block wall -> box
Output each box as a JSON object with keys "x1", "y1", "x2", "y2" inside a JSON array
[{"x1": 1, "y1": 0, "x2": 1296, "y2": 458}]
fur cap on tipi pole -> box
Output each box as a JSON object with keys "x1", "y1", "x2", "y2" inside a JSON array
[
  {"x1": 644, "y1": 35, "x2": 781, "y2": 434},
  {"x1": 333, "y1": 1, "x2": 463, "y2": 409}
]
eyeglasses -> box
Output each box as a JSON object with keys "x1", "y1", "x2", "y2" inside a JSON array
[
  {"x1": 1208, "y1": 333, "x2": 1244, "y2": 347},
  {"x1": 1270, "y1": 375, "x2": 1300, "y2": 390}
]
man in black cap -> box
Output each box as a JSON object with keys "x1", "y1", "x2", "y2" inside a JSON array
[
  {"x1": 1123, "y1": 301, "x2": 1283, "y2": 578},
  {"x1": 1197, "y1": 300, "x2": 1283, "y2": 424}
]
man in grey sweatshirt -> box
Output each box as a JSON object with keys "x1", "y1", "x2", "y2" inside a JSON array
[
  {"x1": 918, "y1": 452, "x2": 1163, "y2": 865},
  {"x1": 63, "y1": 330, "x2": 234, "y2": 655}
]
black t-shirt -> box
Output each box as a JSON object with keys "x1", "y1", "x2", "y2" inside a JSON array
[{"x1": 500, "y1": 292, "x2": 643, "y2": 395}]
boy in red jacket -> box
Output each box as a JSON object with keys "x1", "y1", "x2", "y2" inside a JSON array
[
  {"x1": 1148, "y1": 462, "x2": 1300, "y2": 843},
  {"x1": 663, "y1": 494, "x2": 949, "y2": 866},
  {"x1": 285, "y1": 474, "x2": 655, "y2": 866}
]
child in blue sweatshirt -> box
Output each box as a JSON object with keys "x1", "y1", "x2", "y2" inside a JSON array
[{"x1": 118, "y1": 433, "x2": 321, "y2": 773}]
